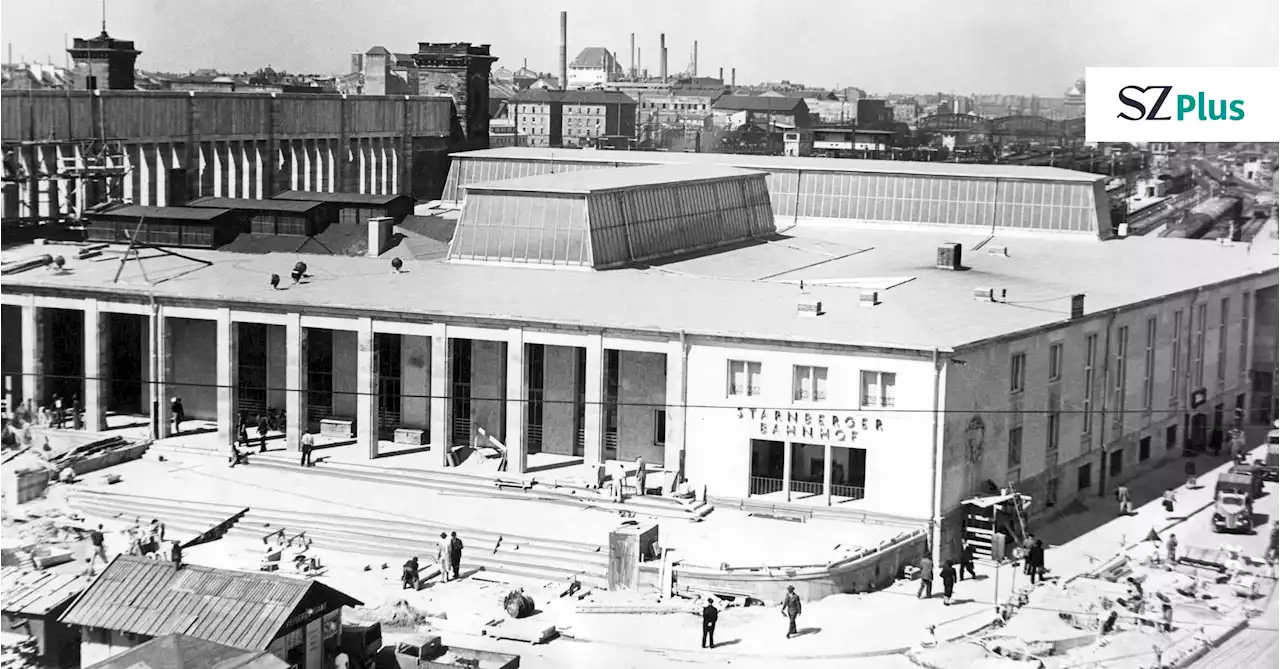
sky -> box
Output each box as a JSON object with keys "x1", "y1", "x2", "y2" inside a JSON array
[{"x1": 1, "y1": 0, "x2": 1277, "y2": 96}]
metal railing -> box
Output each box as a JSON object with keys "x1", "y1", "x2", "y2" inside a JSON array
[
  {"x1": 831, "y1": 484, "x2": 866, "y2": 500},
  {"x1": 749, "y1": 476, "x2": 784, "y2": 495},
  {"x1": 526, "y1": 423, "x2": 544, "y2": 451},
  {"x1": 789, "y1": 479, "x2": 824, "y2": 495}
]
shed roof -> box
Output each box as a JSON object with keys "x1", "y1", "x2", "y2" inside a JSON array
[
  {"x1": 271, "y1": 190, "x2": 411, "y2": 206},
  {"x1": 84, "y1": 634, "x2": 288, "y2": 669},
  {"x1": 91, "y1": 205, "x2": 234, "y2": 222},
  {"x1": 1, "y1": 569, "x2": 90, "y2": 617},
  {"x1": 713, "y1": 95, "x2": 809, "y2": 113},
  {"x1": 59, "y1": 556, "x2": 362, "y2": 651},
  {"x1": 467, "y1": 164, "x2": 764, "y2": 194},
  {"x1": 188, "y1": 197, "x2": 325, "y2": 213}
]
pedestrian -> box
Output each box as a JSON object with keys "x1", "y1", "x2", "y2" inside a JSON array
[
  {"x1": 1162, "y1": 488, "x2": 1177, "y2": 515},
  {"x1": 1167, "y1": 533, "x2": 1179, "y2": 565},
  {"x1": 634, "y1": 457, "x2": 647, "y2": 496},
  {"x1": 941, "y1": 560, "x2": 957, "y2": 605},
  {"x1": 72, "y1": 394, "x2": 82, "y2": 430},
  {"x1": 1184, "y1": 459, "x2": 1197, "y2": 489},
  {"x1": 781, "y1": 585, "x2": 802, "y2": 638},
  {"x1": 437, "y1": 533, "x2": 452, "y2": 582},
  {"x1": 959, "y1": 540, "x2": 977, "y2": 581},
  {"x1": 1096, "y1": 599, "x2": 1118, "y2": 644},
  {"x1": 448, "y1": 531, "x2": 463, "y2": 580},
  {"x1": 1029, "y1": 539, "x2": 1045, "y2": 584},
  {"x1": 917, "y1": 555, "x2": 934, "y2": 599},
  {"x1": 1116, "y1": 485, "x2": 1132, "y2": 516},
  {"x1": 1266, "y1": 521, "x2": 1279, "y2": 568},
  {"x1": 52, "y1": 395, "x2": 64, "y2": 429},
  {"x1": 1022, "y1": 534, "x2": 1036, "y2": 576},
  {"x1": 171, "y1": 397, "x2": 185, "y2": 434},
  {"x1": 229, "y1": 439, "x2": 247, "y2": 467},
  {"x1": 300, "y1": 431, "x2": 315, "y2": 467},
  {"x1": 88, "y1": 524, "x2": 108, "y2": 566},
  {"x1": 701, "y1": 598, "x2": 718, "y2": 648},
  {"x1": 257, "y1": 414, "x2": 269, "y2": 453}
]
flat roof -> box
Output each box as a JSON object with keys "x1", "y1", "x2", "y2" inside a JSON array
[
  {"x1": 4, "y1": 224, "x2": 1273, "y2": 351},
  {"x1": 91, "y1": 205, "x2": 233, "y2": 221},
  {"x1": 272, "y1": 190, "x2": 410, "y2": 206},
  {"x1": 449, "y1": 147, "x2": 1105, "y2": 183},
  {"x1": 188, "y1": 197, "x2": 325, "y2": 213},
  {"x1": 467, "y1": 164, "x2": 764, "y2": 194}
]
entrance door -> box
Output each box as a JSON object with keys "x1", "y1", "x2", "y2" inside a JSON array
[
  {"x1": 749, "y1": 439, "x2": 785, "y2": 495},
  {"x1": 1190, "y1": 413, "x2": 1208, "y2": 450},
  {"x1": 1109, "y1": 449, "x2": 1124, "y2": 477}
]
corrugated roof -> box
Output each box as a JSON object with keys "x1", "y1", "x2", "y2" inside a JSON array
[
  {"x1": 445, "y1": 147, "x2": 1105, "y2": 183},
  {"x1": 1, "y1": 569, "x2": 90, "y2": 617},
  {"x1": 272, "y1": 190, "x2": 410, "y2": 206},
  {"x1": 84, "y1": 634, "x2": 287, "y2": 669},
  {"x1": 91, "y1": 205, "x2": 234, "y2": 222},
  {"x1": 467, "y1": 164, "x2": 764, "y2": 194},
  {"x1": 713, "y1": 95, "x2": 809, "y2": 113},
  {"x1": 59, "y1": 556, "x2": 361, "y2": 651},
  {"x1": 189, "y1": 197, "x2": 325, "y2": 213}
]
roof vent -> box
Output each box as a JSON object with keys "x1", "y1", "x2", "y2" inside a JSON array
[
  {"x1": 1070, "y1": 294, "x2": 1085, "y2": 319},
  {"x1": 987, "y1": 245, "x2": 1009, "y2": 257},
  {"x1": 858, "y1": 291, "x2": 879, "y2": 307},
  {"x1": 936, "y1": 243, "x2": 962, "y2": 270},
  {"x1": 797, "y1": 298, "x2": 823, "y2": 317},
  {"x1": 973, "y1": 288, "x2": 994, "y2": 301}
]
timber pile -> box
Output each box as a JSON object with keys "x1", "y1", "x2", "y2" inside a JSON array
[{"x1": 46, "y1": 435, "x2": 131, "y2": 466}]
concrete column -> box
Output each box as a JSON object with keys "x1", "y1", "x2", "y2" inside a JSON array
[
  {"x1": 150, "y1": 306, "x2": 172, "y2": 439},
  {"x1": 357, "y1": 140, "x2": 367, "y2": 194},
  {"x1": 216, "y1": 309, "x2": 237, "y2": 446},
  {"x1": 326, "y1": 141, "x2": 336, "y2": 193},
  {"x1": 154, "y1": 145, "x2": 168, "y2": 207},
  {"x1": 583, "y1": 334, "x2": 605, "y2": 467},
  {"x1": 505, "y1": 329, "x2": 527, "y2": 474},
  {"x1": 20, "y1": 304, "x2": 43, "y2": 406},
  {"x1": 357, "y1": 318, "x2": 378, "y2": 459},
  {"x1": 663, "y1": 339, "x2": 686, "y2": 475},
  {"x1": 429, "y1": 325, "x2": 452, "y2": 466},
  {"x1": 83, "y1": 300, "x2": 106, "y2": 431},
  {"x1": 285, "y1": 314, "x2": 306, "y2": 450},
  {"x1": 823, "y1": 443, "x2": 833, "y2": 506},
  {"x1": 783, "y1": 441, "x2": 793, "y2": 502},
  {"x1": 389, "y1": 139, "x2": 399, "y2": 194},
  {"x1": 379, "y1": 139, "x2": 390, "y2": 195}
]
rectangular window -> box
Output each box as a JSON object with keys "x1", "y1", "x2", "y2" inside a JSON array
[
  {"x1": 1143, "y1": 317, "x2": 1157, "y2": 410},
  {"x1": 860, "y1": 371, "x2": 897, "y2": 408},
  {"x1": 1083, "y1": 334, "x2": 1097, "y2": 435},
  {"x1": 1241, "y1": 291, "x2": 1251, "y2": 375},
  {"x1": 1170, "y1": 310, "x2": 1183, "y2": 399},
  {"x1": 1010, "y1": 353, "x2": 1026, "y2": 393},
  {"x1": 653, "y1": 409, "x2": 666, "y2": 446},
  {"x1": 1139, "y1": 436, "x2": 1151, "y2": 462},
  {"x1": 1047, "y1": 412, "x2": 1060, "y2": 452},
  {"x1": 1048, "y1": 343, "x2": 1063, "y2": 382},
  {"x1": 1077, "y1": 463, "x2": 1092, "y2": 490},
  {"x1": 1007, "y1": 426, "x2": 1023, "y2": 469},
  {"x1": 792, "y1": 365, "x2": 829, "y2": 402},
  {"x1": 1115, "y1": 325, "x2": 1129, "y2": 414},
  {"x1": 1218, "y1": 297, "x2": 1229, "y2": 383},
  {"x1": 727, "y1": 360, "x2": 762, "y2": 397},
  {"x1": 1194, "y1": 303, "x2": 1207, "y2": 387}
]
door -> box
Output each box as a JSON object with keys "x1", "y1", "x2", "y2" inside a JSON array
[{"x1": 1109, "y1": 449, "x2": 1124, "y2": 477}]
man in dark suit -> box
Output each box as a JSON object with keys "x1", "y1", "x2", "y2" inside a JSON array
[
  {"x1": 448, "y1": 531, "x2": 464, "y2": 580},
  {"x1": 701, "y1": 598, "x2": 718, "y2": 648}
]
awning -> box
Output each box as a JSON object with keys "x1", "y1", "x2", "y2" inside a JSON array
[{"x1": 961, "y1": 492, "x2": 1032, "y2": 510}]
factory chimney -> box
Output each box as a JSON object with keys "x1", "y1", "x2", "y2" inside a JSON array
[
  {"x1": 693, "y1": 41, "x2": 698, "y2": 78},
  {"x1": 637, "y1": 48, "x2": 642, "y2": 78},
  {"x1": 719, "y1": 67, "x2": 723, "y2": 82},
  {"x1": 659, "y1": 33, "x2": 667, "y2": 81},
  {"x1": 559, "y1": 11, "x2": 568, "y2": 90},
  {"x1": 731, "y1": 67, "x2": 736, "y2": 87},
  {"x1": 630, "y1": 33, "x2": 635, "y2": 79}
]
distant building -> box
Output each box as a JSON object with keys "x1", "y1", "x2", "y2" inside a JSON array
[
  {"x1": 166, "y1": 75, "x2": 238, "y2": 92},
  {"x1": 1063, "y1": 78, "x2": 1086, "y2": 119},
  {"x1": 492, "y1": 66, "x2": 515, "y2": 85},
  {"x1": 568, "y1": 47, "x2": 623, "y2": 88},
  {"x1": 512, "y1": 65, "x2": 541, "y2": 90},
  {"x1": 893, "y1": 100, "x2": 920, "y2": 125},
  {"x1": 529, "y1": 75, "x2": 561, "y2": 90},
  {"x1": 711, "y1": 95, "x2": 812, "y2": 130},
  {"x1": 66, "y1": 28, "x2": 140, "y2": 90},
  {"x1": 855, "y1": 99, "x2": 894, "y2": 129},
  {"x1": 806, "y1": 98, "x2": 856, "y2": 125},
  {"x1": 509, "y1": 89, "x2": 637, "y2": 147},
  {"x1": 489, "y1": 118, "x2": 526, "y2": 148},
  {"x1": 354, "y1": 46, "x2": 419, "y2": 95}
]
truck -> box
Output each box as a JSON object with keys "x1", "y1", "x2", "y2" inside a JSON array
[
  {"x1": 1212, "y1": 472, "x2": 1256, "y2": 534},
  {"x1": 1264, "y1": 427, "x2": 1279, "y2": 482}
]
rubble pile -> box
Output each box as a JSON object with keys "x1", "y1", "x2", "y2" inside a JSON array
[{"x1": 349, "y1": 599, "x2": 438, "y2": 630}]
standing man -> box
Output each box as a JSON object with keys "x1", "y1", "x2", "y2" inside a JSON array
[
  {"x1": 1028, "y1": 539, "x2": 1045, "y2": 584},
  {"x1": 634, "y1": 457, "x2": 647, "y2": 497},
  {"x1": 52, "y1": 394, "x2": 64, "y2": 429},
  {"x1": 917, "y1": 555, "x2": 934, "y2": 599},
  {"x1": 781, "y1": 585, "x2": 802, "y2": 638},
  {"x1": 940, "y1": 560, "x2": 957, "y2": 606},
  {"x1": 959, "y1": 539, "x2": 977, "y2": 581},
  {"x1": 1021, "y1": 534, "x2": 1036, "y2": 576},
  {"x1": 72, "y1": 394, "x2": 82, "y2": 430},
  {"x1": 257, "y1": 414, "x2": 269, "y2": 453},
  {"x1": 701, "y1": 598, "x2": 718, "y2": 648},
  {"x1": 437, "y1": 532, "x2": 452, "y2": 582},
  {"x1": 1163, "y1": 488, "x2": 1178, "y2": 515},
  {"x1": 300, "y1": 431, "x2": 315, "y2": 467},
  {"x1": 88, "y1": 524, "x2": 108, "y2": 567},
  {"x1": 448, "y1": 531, "x2": 463, "y2": 580},
  {"x1": 1116, "y1": 485, "x2": 1132, "y2": 516},
  {"x1": 171, "y1": 397, "x2": 186, "y2": 435},
  {"x1": 1184, "y1": 459, "x2": 1198, "y2": 489},
  {"x1": 1167, "y1": 533, "x2": 1179, "y2": 565}
]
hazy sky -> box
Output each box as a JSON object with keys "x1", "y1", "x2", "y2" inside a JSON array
[{"x1": 2, "y1": 0, "x2": 1277, "y2": 95}]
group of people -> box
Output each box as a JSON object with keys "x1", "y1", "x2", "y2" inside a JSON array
[
  {"x1": 916, "y1": 540, "x2": 981, "y2": 606},
  {"x1": 13, "y1": 395, "x2": 81, "y2": 431},
  {"x1": 400, "y1": 532, "x2": 466, "y2": 590},
  {"x1": 229, "y1": 413, "x2": 277, "y2": 467},
  {"x1": 84, "y1": 518, "x2": 178, "y2": 575}
]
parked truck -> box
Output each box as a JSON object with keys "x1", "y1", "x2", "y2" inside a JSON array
[
  {"x1": 1212, "y1": 472, "x2": 1256, "y2": 534},
  {"x1": 1264, "y1": 427, "x2": 1279, "y2": 481}
]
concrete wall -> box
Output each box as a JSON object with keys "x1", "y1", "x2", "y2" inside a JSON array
[
  {"x1": 1, "y1": 305, "x2": 23, "y2": 404},
  {"x1": 618, "y1": 350, "x2": 666, "y2": 463},
  {"x1": 80, "y1": 629, "x2": 146, "y2": 667},
  {"x1": 400, "y1": 334, "x2": 430, "y2": 430},
  {"x1": 168, "y1": 318, "x2": 218, "y2": 420},
  {"x1": 1251, "y1": 286, "x2": 1278, "y2": 422},
  {"x1": 542, "y1": 344, "x2": 580, "y2": 455},
  {"x1": 471, "y1": 339, "x2": 507, "y2": 442},
  {"x1": 266, "y1": 325, "x2": 286, "y2": 411},
  {"x1": 683, "y1": 340, "x2": 936, "y2": 521},
  {"x1": 332, "y1": 330, "x2": 358, "y2": 418}
]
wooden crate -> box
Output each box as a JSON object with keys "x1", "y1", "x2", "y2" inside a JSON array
[
  {"x1": 320, "y1": 418, "x2": 354, "y2": 439},
  {"x1": 394, "y1": 429, "x2": 425, "y2": 446}
]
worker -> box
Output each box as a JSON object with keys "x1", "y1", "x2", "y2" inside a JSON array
[
  {"x1": 701, "y1": 598, "x2": 718, "y2": 648},
  {"x1": 402, "y1": 557, "x2": 420, "y2": 590},
  {"x1": 1028, "y1": 539, "x2": 1046, "y2": 584},
  {"x1": 1116, "y1": 485, "x2": 1132, "y2": 516},
  {"x1": 448, "y1": 531, "x2": 464, "y2": 580},
  {"x1": 1184, "y1": 459, "x2": 1197, "y2": 489},
  {"x1": 1167, "y1": 533, "x2": 1179, "y2": 565},
  {"x1": 1021, "y1": 534, "x2": 1036, "y2": 576},
  {"x1": 88, "y1": 524, "x2": 108, "y2": 566},
  {"x1": 917, "y1": 555, "x2": 934, "y2": 599},
  {"x1": 781, "y1": 585, "x2": 803, "y2": 638},
  {"x1": 634, "y1": 457, "x2": 647, "y2": 496},
  {"x1": 171, "y1": 397, "x2": 185, "y2": 434},
  {"x1": 72, "y1": 395, "x2": 82, "y2": 430},
  {"x1": 959, "y1": 540, "x2": 977, "y2": 581},
  {"x1": 1163, "y1": 488, "x2": 1177, "y2": 515},
  {"x1": 300, "y1": 431, "x2": 315, "y2": 467},
  {"x1": 1267, "y1": 521, "x2": 1279, "y2": 570},
  {"x1": 940, "y1": 560, "x2": 957, "y2": 605},
  {"x1": 333, "y1": 650, "x2": 349, "y2": 669},
  {"x1": 257, "y1": 414, "x2": 269, "y2": 453},
  {"x1": 437, "y1": 533, "x2": 451, "y2": 582}
]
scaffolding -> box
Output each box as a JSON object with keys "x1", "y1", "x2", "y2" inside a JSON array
[{"x1": 1, "y1": 138, "x2": 131, "y2": 226}]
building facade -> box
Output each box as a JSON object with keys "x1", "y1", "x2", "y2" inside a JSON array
[
  {"x1": 568, "y1": 47, "x2": 623, "y2": 88},
  {"x1": 67, "y1": 29, "x2": 140, "y2": 91},
  {"x1": 509, "y1": 90, "x2": 637, "y2": 148}
]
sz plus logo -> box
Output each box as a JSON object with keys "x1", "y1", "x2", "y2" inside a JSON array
[{"x1": 1116, "y1": 86, "x2": 1245, "y2": 122}]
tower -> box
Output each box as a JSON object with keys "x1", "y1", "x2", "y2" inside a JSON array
[
  {"x1": 413, "y1": 43, "x2": 498, "y2": 149},
  {"x1": 66, "y1": 28, "x2": 140, "y2": 90}
]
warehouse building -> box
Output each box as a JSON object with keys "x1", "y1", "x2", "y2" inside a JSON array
[{"x1": 2, "y1": 160, "x2": 1275, "y2": 566}]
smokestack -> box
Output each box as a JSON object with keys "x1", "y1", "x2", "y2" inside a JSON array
[
  {"x1": 630, "y1": 33, "x2": 635, "y2": 79},
  {"x1": 637, "y1": 48, "x2": 642, "y2": 78},
  {"x1": 719, "y1": 67, "x2": 723, "y2": 82},
  {"x1": 693, "y1": 41, "x2": 698, "y2": 78},
  {"x1": 731, "y1": 68, "x2": 736, "y2": 87},
  {"x1": 559, "y1": 11, "x2": 568, "y2": 90},
  {"x1": 660, "y1": 34, "x2": 667, "y2": 81}
]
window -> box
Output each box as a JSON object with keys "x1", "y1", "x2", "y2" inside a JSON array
[
  {"x1": 727, "y1": 360, "x2": 762, "y2": 397},
  {"x1": 860, "y1": 371, "x2": 897, "y2": 408},
  {"x1": 792, "y1": 365, "x2": 829, "y2": 402},
  {"x1": 653, "y1": 409, "x2": 666, "y2": 446},
  {"x1": 1010, "y1": 353, "x2": 1027, "y2": 393},
  {"x1": 1143, "y1": 317, "x2": 1157, "y2": 410},
  {"x1": 1114, "y1": 325, "x2": 1129, "y2": 414},
  {"x1": 1139, "y1": 436, "x2": 1151, "y2": 462},
  {"x1": 1194, "y1": 303, "x2": 1207, "y2": 387},
  {"x1": 1218, "y1": 297, "x2": 1229, "y2": 383},
  {"x1": 1077, "y1": 463, "x2": 1092, "y2": 490},
  {"x1": 1170, "y1": 310, "x2": 1183, "y2": 399},
  {"x1": 1241, "y1": 291, "x2": 1251, "y2": 375},
  {"x1": 1109, "y1": 449, "x2": 1123, "y2": 476},
  {"x1": 1048, "y1": 343, "x2": 1063, "y2": 382},
  {"x1": 1007, "y1": 426, "x2": 1023, "y2": 469},
  {"x1": 1046, "y1": 412, "x2": 1060, "y2": 452},
  {"x1": 1083, "y1": 334, "x2": 1098, "y2": 435},
  {"x1": 1045, "y1": 477, "x2": 1059, "y2": 507}
]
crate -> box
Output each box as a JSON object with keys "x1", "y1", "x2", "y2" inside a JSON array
[
  {"x1": 320, "y1": 418, "x2": 354, "y2": 439},
  {"x1": 394, "y1": 429, "x2": 425, "y2": 446}
]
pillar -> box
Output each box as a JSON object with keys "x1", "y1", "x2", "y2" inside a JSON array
[
  {"x1": 154, "y1": 145, "x2": 168, "y2": 207},
  {"x1": 782, "y1": 442, "x2": 793, "y2": 503},
  {"x1": 583, "y1": 334, "x2": 605, "y2": 467},
  {"x1": 285, "y1": 314, "x2": 306, "y2": 450},
  {"x1": 663, "y1": 339, "x2": 686, "y2": 475},
  {"x1": 83, "y1": 300, "x2": 106, "y2": 431},
  {"x1": 505, "y1": 329, "x2": 527, "y2": 474},
  {"x1": 20, "y1": 304, "x2": 43, "y2": 405},
  {"x1": 150, "y1": 306, "x2": 172, "y2": 439},
  {"x1": 216, "y1": 309, "x2": 237, "y2": 445},
  {"x1": 357, "y1": 140, "x2": 367, "y2": 194},
  {"x1": 823, "y1": 443, "x2": 833, "y2": 506},
  {"x1": 356, "y1": 318, "x2": 378, "y2": 458},
  {"x1": 429, "y1": 325, "x2": 451, "y2": 466}
]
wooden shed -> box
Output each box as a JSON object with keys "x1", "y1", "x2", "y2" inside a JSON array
[
  {"x1": 84, "y1": 205, "x2": 240, "y2": 249},
  {"x1": 187, "y1": 197, "x2": 335, "y2": 237},
  {"x1": 2, "y1": 569, "x2": 91, "y2": 668},
  {"x1": 271, "y1": 190, "x2": 415, "y2": 226}
]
